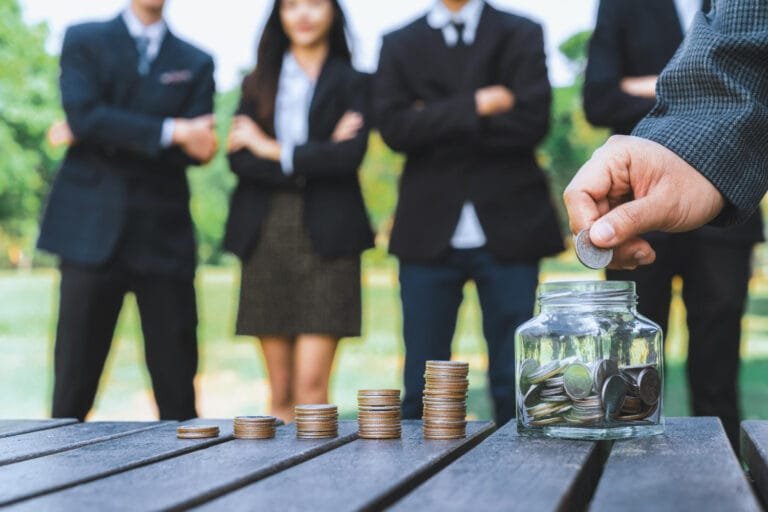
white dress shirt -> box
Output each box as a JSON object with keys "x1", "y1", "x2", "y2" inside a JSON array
[
  {"x1": 275, "y1": 52, "x2": 316, "y2": 175},
  {"x1": 427, "y1": 0, "x2": 487, "y2": 249},
  {"x1": 122, "y1": 8, "x2": 175, "y2": 147},
  {"x1": 674, "y1": 0, "x2": 702, "y2": 34}
]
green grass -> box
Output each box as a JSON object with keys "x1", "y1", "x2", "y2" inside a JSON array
[{"x1": 2, "y1": 255, "x2": 768, "y2": 421}]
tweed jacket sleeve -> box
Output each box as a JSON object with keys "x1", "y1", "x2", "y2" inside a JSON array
[{"x1": 632, "y1": 0, "x2": 768, "y2": 225}]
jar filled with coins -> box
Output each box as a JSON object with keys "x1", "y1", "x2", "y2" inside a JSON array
[{"x1": 515, "y1": 281, "x2": 663, "y2": 440}]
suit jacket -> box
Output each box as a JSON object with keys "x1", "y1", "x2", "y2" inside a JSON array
[
  {"x1": 374, "y1": 3, "x2": 564, "y2": 263},
  {"x1": 37, "y1": 15, "x2": 215, "y2": 278},
  {"x1": 585, "y1": 0, "x2": 762, "y2": 244},
  {"x1": 223, "y1": 57, "x2": 375, "y2": 260}
]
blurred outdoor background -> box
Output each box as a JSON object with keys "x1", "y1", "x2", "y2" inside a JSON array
[{"x1": 1, "y1": 0, "x2": 768, "y2": 421}]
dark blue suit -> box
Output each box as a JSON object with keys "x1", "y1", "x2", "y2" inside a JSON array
[{"x1": 38, "y1": 14, "x2": 214, "y2": 420}]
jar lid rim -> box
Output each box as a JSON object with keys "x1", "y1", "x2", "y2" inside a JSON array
[{"x1": 538, "y1": 280, "x2": 636, "y2": 302}]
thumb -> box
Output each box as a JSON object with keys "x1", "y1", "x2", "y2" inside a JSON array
[{"x1": 589, "y1": 195, "x2": 667, "y2": 248}]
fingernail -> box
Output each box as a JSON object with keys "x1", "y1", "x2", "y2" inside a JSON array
[
  {"x1": 634, "y1": 250, "x2": 654, "y2": 265},
  {"x1": 590, "y1": 221, "x2": 615, "y2": 244}
]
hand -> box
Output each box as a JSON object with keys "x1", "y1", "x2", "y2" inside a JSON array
[
  {"x1": 227, "y1": 115, "x2": 281, "y2": 161},
  {"x1": 331, "y1": 111, "x2": 364, "y2": 143},
  {"x1": 173, "y1": 114, "x2": 218, "y2": 163},
  {"x1": 620, "y1": 75, "x2": 658, "y2": 99},
  {"x1": 475, "y1": 85, "x2": 515, "y2": 117},
  {"x1": 48, "y1": 120, "x2": 75, "y2": 147},
  {"x1": 563, "y1": 135, "x2": 725, "y2": 269}
]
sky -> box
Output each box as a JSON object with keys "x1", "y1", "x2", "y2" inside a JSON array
[{"x1": 20, "y1": 0, "x2": 599, "y2": 91}]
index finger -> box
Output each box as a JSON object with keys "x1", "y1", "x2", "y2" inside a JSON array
[{"x1": 563, "y1": 150, "x2": 614, "y2": 235}]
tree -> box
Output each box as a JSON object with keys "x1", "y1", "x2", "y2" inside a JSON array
[{"x1": 0, "y1": 0, "x2": 61, "y2": 266}]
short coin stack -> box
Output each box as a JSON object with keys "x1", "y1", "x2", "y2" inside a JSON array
[
  {"x1": 295, "y1": 404, "x2": 338, "y2": 439},
  {"x1": 233, "y1": 416, "x2": 277, "y2": 439},
  {"x1": 176, "y1": 424, "x2": 220, "y2": 439},
  {"x1": 422, "y1": 360, "x2": 469, "y2": 439},
  {"x1": 357, "y1": 389, "x2": 402, "y2": 439}
]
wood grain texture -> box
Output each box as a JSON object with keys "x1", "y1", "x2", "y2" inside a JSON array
[
  {"x1": 192, "y1": 420, "x2": 495, "y2": 512},
  {"x1": 741, "y1": 420, "x2": 768, "y2": 509},
  {"x1": 6, "y1": 422, "x2": 358, "y2": 511},
  {"x1": 591, "y1": 417, "x2": 761, "y2": 512},
  {"x1": 0, "y1": 421, "x2": 167, "y2": 466},
  {"x1": 0, "y1": 419, "x2": 231, "y2": 507},
  {"x1": 0, "y1": 419, "x2": 77, "y2": 439},
  {"x1": 391, "y1": 420, "x2": 602, "y2": 512}
]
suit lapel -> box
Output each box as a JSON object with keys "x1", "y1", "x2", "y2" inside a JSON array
[
  {"x1": 110, "y1": 15, "x2": 141, "y2": 83},
  {"x1": 308, "y1": 56, "x2": 342, "y2": 132}
]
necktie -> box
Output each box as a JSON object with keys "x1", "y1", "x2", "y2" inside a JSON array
[
  {"x1": 135, "y1": 36, "x2": 151, "y2": 75},
  {"x1": 451, "y1": 21, "x2": 466, "y2": 47}
]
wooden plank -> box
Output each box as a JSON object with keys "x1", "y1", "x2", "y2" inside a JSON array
[
  {"x1": 391, "y1": 420, "x2": 602, "y2": 512},
  {"x1": 0, "y1": 419, "x2": 78, "y2": 439},
  {"x1": 0, "y1": 419, "x2": 232, "y2": 507},
  {"x1": 192, "y1": 420, "x2": 495, "y2": 512},
  {"x1": 7, "y1": 422, "x2": 358, "y2": 511},
  {"x1": 0, "y1": 421, "x2": 168, "y2": 466},
  {"x1": 741, "y1": 420, "x2": 768, "y2": 508},
  {"x1": 591, "y1": 417, "x2": 761, "y2": 512}
]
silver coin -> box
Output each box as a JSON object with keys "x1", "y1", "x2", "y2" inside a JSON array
[
  {"x1": 637, "y1": 367, "x2": 661, "y2": 406},
  {"x1": 523, "y1": 384, "x2": 541, "y2": 408},
  {"x1": 593, "y1": 359, "x2": 619, "y2": 393},
  {"x1": 601, "y1": 375, "x2": 627, "y2": 417},
  {"x1": 563, "y1": 362, "x2": 593, "y2": 400},
  {"x1": 518, "y1": 358, "x2": 539, "y2": 393},
  {"x1": 574, "y1": 228, "x2": 613, "y2": 269}
]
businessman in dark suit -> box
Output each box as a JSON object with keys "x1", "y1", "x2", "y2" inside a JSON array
[
  {"x1": 583, "y1": 0, "x2": 764, "y2": 447},
  {"x1": 38, "y1": 0, "x2": 217, "y2": 420},
  {"x1": 374, "y1": 0, "x2": 563, "y2": 425}
]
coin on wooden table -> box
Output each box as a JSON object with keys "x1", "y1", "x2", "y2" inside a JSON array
[
  {"x1": 295, "y1": 404, "x2": 338, "y2": 439},
  {"x1": 233, "y1": 416, "x2": 276, "y2": 440},
  {"x1": 177, "y1": 425, "x2": 220, "y2": 439},
  {"x1": 574, "y1": 228, "x2": 613, "y2": 269}
]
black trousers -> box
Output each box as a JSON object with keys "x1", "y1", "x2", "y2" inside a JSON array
[
  {"x1": 52, "y1": 261, "x2": 198, "y2": 421},
  {"x1": 399, "y1": 248, "x2": 539, "y2": 426},
  {"x1": 607, "y1": 235, "x2": 754, "y2": 447}
]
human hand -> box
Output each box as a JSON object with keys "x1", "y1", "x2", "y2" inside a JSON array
[
  {"x1": 227, "y1": 115, "x2": 280, "y2": 161},
  {"x1": 620, "y1": 75, "x2": 658, "y2": 99},
  {"x1": 48, "y1": 120, "x2": 75, "y2": 147},
  {"x1": 475, "y1": 85, "x2": 515, "y2": 117},
  {"x1": 563, "y1": 135, "x2": 725, "y2": 269},
  {"x1": 173, "y1": 114, "x2": 218, "y2": 163},
  {"x1": 331, "y1": 111, "x2": 364, "y2": 143}
]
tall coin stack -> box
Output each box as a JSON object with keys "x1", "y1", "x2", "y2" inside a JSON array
[
  {"x1": 233, "y1": 416, "x2": 276, "y2": 439},
  {"x1": 422, "y1": 360, "x2": 469, "y2": 439},
  {"x1": 295, "y1": 404, "x2": 338, "y2": 439},
  {"x1": 357, "y1": 389, "x2": 402, "y2": 439}
]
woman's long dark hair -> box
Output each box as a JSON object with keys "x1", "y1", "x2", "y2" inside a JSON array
[{"x1": 241, "y1": 0, "x2": 351, "y2": 133}]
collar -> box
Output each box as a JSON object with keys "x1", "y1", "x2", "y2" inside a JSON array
[
  {"x1": 282, "y1": 52, "x2": 314, "y2": 83},
  {"x1": 122, "y1": 7, "x2": 166, "y2": 42},
  {"x1": 426, "y1": 0, "x2": 484, "y2": 45}
]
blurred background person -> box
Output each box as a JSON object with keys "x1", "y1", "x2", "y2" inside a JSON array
[
  {"x1": 583, "y1": 0, "x2": 764, "y2": 447},
  {"x1": 374, "y1": 0, "x2": 564, "y2": 426},
  {"x1": 38, "y1": 0, "x2": 217, "y2": 420},
  {"x1": 224, "y1": 0, "x2": 373, "y2": 422}
]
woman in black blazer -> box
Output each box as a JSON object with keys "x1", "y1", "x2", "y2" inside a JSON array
[{"x1": 224, "y1": 0, "x2": 373, "y2": 422}]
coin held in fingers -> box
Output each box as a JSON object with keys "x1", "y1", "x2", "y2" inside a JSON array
[{"x1": 574, "y1": 228, "x2": 613, "y2": 269}]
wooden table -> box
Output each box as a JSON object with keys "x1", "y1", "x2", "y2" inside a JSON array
[{"x1": 0, "y1": 417, "x2": 765, "y2": 511}]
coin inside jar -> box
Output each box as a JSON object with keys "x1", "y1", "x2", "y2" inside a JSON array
[
  {"x1": 638, "y1": 367, "x2": 661, "y2": 405},
  {"x1": 563, "y1": 362, "x2": 593, "y2": 399},
  {"x1": 601, "y1": 374, "x2": 627, "y2": 418}
]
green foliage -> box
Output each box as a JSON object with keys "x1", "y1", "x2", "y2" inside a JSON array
[{"x1": 0, "y1": 0, "x2": 61, "y2": 265}]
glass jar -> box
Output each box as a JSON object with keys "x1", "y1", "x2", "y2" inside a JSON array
[{"x1": 515, "y1": 281, "x2": 664, "y2": 440}]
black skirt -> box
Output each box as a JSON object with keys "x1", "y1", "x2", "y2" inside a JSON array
[{"x1": 235, "y1": 190, "x2": 362, "y2": 338}]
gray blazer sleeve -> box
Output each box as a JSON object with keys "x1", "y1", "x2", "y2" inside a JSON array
[{"x1": 632, "y1": 0, "x2": 768, "y2": 225}]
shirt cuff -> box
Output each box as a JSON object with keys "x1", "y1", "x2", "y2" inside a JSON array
[
  {"x1": 280, "y1": 142, "x2": 295, "y2": 175},
  {"x1": 161, "y1": 118, "x2": 176, "y2": 148}
]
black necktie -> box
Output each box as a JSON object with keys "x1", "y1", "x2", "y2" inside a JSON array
[
  {"x1": 135, "y1": 36, "x2": 151, "y2": 75},
  {"x1": 451, "y1": 21, "x2": 466, "y2": 47}
]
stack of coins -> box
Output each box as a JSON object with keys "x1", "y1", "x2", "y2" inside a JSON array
[
  {"x1": 233, "y1": 416, "x2": 277, "y2": 439},
  {"x1": 295, "y1": 404, "x2": 338, "y2": 439},
  {"x1": 520, "y1": 357, "x2": 661, "y2": 427},
  {"x1": 357, "y1": 390, "x2": 402, "y2": 439},
  {"x1": 176, "y1": 425, "x2": 220, "y2": 439},
  {"x1": 422, "y1": 360, "x2": 469, "y2": 439}
]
